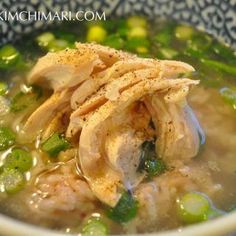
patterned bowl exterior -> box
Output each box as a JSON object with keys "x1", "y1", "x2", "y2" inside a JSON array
[{"x1": 0, "y1": 0, "x2": 236, "y2": 47}]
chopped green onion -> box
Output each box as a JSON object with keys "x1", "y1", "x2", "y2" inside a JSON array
[
  {"x1": 219, "y1": 87, "x2": 236, "y2": 110},
  {"x1": 86, "y1": 25, "x2": 107, "y2": 43},
  {"x1": 190, "y1": 34, "x2": 212, "y2": 50},
  {"x1": 124, "y1": 38, "x2": 150, "y2": 53},
  {"x1": 99, "y1": 20, "x2": 114, "y2": 31},
  {"x1": 0, "y1": 45, "x2": 20, "y2": 70},
  {"x1": 154, "y1": 31, "x2": 172, "y2": 46},
  {"x1": 212, "y1": 42, "x2": 236, "y2": 63},
  {"x1": 41, "y1": 133, "x2": 70, "y2": 157},
  {"x1": 104, "y1": 34, "x2": 124, "y2": 49},
  {"x1": 175, "y1": 25, "x2": 194, "y2": 41},
  {"x1": 143, "y1": 159, "x2": 166, "y2": 177},
  {"x1": 82, "y1": 217, "x2": 108, "y2": 236},
  {"x1": 154, "y1": 22, "x2": 175, "y2": 46},
  {"x1": 107, "y1": 191, "x2": 138, "y2": 223},
  {"x1": 103, "y1": 19, "x2": 128, "y2": 37},
  {"x1": 138, "y1": 140, "x2": 166, "y2": 177},
  {"x1": 0, "y1": 127, "x2": 16, "y2": 151},
  {"x1": 177, "y1": 192, "x2": 210, "y2": 224},
  {"x1": 10, "y1": 86, "x2": 42, "y2": 112},
  {"x1": 185, "y1": 34, "x2": 212, "y2": 58},
  {"x1": 0, "y1": 82, "x2": 8, "y2": 95},
  {"x1": 136, "y1": 46, "x2": 149, "y2": 54},
  {"x1": 47, "y1": 39, "x2": 72, "y2": 52},
  {"x1": 201, "y1": 59, "x2": 236, "y2": 76},
  {"x1": 36, "y1": 32, "x2": 75, "y2": 52},
  {"x1": 54, "y1": 31, "x2": 76, "y2": 43},
  {"x1": 117, "y1": 25, "x2": 129, "y2": 37},
  {"x1": 158, "y1": 47, "x2": 178, "y2": 59},
  {"x1": 0, "y1": 168, "x2": 25, "y2": 194},
  {"x1": 184, "y1": 47, "x2": 204, "y2": 59},
  {"x1": 127, "y1": 16, "x2": 147, "y2": 28},
  {"x1": 36, "y1": 32, "x2": 55, "y2": 48},
  {"x1": 128, "y1": 27, "x2": 147, "y2": 39},
  {"x1": 4, "y1": 148, "x2": 32, "y2": 173}
]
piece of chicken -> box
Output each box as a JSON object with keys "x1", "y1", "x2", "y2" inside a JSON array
[
  {"x1": 66, "y1": 67, "x2": 160, "y2": 137},
  {"x1": 70, "y1": 58, "x2": 156, "y2": 110},
  {"x1": 79, "y1": 77, "x2": 199, "y2": 206},
  {"x1": 23, "y1": 89, "x2": 74, "y2": 138},
  {"x1": 42, "y1": 106, "x2": 71, "y2": 140},
  {"x1": 28, "y1": 48, "x2": 103, "y2": 91},
  {"x1": 25, "y1": 44, "x2": 195, "y2": 139},
  {"x1": 28, "y1": 43, "x2": 135, "y2": 91},
  {"x1": 25, "y1": 44, "x2": 135, "y2": 136},
  {"x1": 144, "y1": 95, "x2": 203, "y2": 166},
  {"x1": 25, "y1": 43, "x2": 203, "y2": 209},
  {"x1": 75, "y1": 42, "x2": 136, "y2": 67},
  {"x1": 69, "y1": 58, "x2": 194, "y2": 110},
  {"x1": 67, "y1": 59, "x2": 195, "y2": 137}
]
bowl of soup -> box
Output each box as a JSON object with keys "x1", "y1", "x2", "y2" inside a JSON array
[{"x1": 0, "y1": 0, "x2": 236, "y2": 235}]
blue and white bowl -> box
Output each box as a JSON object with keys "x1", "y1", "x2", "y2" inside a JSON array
[{"x1": 0, "y1": 0, "x2": 236, "y2": 235}]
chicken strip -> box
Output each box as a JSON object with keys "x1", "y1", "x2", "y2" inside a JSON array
[
  {"x1": 28, "y1": 48, "x2": 103, "y2": 91},
  {"x1": 79, "y1": 77, "x2": 198, "y2": 206},
  {"x1": 67, "y1": 59, "x2": 195, "y2": 138},
  {"x1": 23, "y1": 89, "x2": 74, "y2": 138},
  {"x1": 67, "y1": 67, "x2": 159, "y2": 137},
  {"x1": 25, "y1": 43, "x2": 204, "y2": 211},
  {"x1": 25, "y1": 44, "x2": 136, "y2": 136}
]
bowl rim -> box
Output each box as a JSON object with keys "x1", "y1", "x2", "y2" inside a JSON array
[
  {"x1": 0, "y1": 210, "x2": 236, "y2": 236},
  {"x1": 1, "y1": 10, "x2": 236, "y2": 236}
]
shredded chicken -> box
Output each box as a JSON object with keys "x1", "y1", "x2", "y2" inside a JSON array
[
  {"x1": 23, "y1": 89, "x2": 73, "y2": 138},
  {"x1": 28, "y1": 47, "x2": 102, "y2": 91},
  {"x1": 25, "y1": 43, "x2": 204, "y2": 208}
]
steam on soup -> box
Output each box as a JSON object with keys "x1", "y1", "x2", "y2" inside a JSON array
[{"x1": 0, "y1": 16, "x2": 236, "y2": 235}]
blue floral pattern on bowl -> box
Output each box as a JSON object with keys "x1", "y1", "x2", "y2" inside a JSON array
[{"x1": 0, "y1": 0, "x2": 235, "y2": 47}]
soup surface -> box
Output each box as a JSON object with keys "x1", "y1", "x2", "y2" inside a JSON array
[{"x1": 0, "y1": 17, "x2": 236, "y2": 235}]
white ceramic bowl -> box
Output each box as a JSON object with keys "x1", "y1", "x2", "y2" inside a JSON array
[{"x1": 0, "y1": 210, "x2": 236, "y2": 236}]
